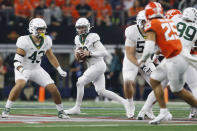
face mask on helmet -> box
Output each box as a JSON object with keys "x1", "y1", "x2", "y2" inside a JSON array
[
  {"x1": 29, "y1": 18, "x2": 47, "y2": 38},
  {"x1": 136, "y1": 10, "x2": 146, "y2": 29},
  {"x1": 182, "y1": 7, "x2": 197, "y2": 23},
  {"x1": 75, "y1": 18, "x2": 90, "y2": 36}
]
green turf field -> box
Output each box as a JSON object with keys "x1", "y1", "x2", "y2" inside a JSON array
[{"x1": 0, "y1": 100, "x2": 196, "y2": 131}]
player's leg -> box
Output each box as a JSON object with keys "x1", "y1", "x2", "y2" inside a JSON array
[
  {"x1": 64, "y1": 61, "x2": 106, "y2": 114},
  {"x1": 149, "y1": 60, "x2": 172, "y2": 124},
  {"x1": 2, "y1": 69, "x2": 28, "y2": 118},
  {"x1": 93, "y1": 73, "x2": 133, "y2": 118},
  {"x1": 122, "y1": 61, "x2": 138, "y2": 118},
  {"x1": 185, "y1": 66, "x2": 197, "y2": 118},
  {"x1": 30, "y1": 68, "x2": 69, "y2": 119}
]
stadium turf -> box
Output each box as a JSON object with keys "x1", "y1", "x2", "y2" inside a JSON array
[{"x1": 0, "y1": 100, "x2": 196, "y2": 131}]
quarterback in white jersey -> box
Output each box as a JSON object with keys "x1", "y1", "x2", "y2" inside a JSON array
[
  {"x1": 139, "y1": 8, "x2": 197, "y2": 119},
  {"x1": 64, "y1": 18, "x2": 131, "y2": 117},
  {"x1": 122, "y1": 10, "x2": 157, "y2": 119},
  {"x1": 1, "y1": 18, "x2": 69, "y2": 119}
]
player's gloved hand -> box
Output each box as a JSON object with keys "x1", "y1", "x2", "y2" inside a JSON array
[
  {"x1": 140, "y1": 63, "x2": 152, "y2": 76},
  {"x1": 19, "y1": 68, "x2": 31, "y2": 79},
  {"x1": 57, "y1": 66, "x2": 67, "y2": 77}
]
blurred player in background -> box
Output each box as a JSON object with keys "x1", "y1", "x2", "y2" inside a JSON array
[
  {"x1": 64, "y1": 17, "x2": 132, "y2": 118},
  {"x1": 1, "y1": 18, "x2": 69, "y2": 119}
]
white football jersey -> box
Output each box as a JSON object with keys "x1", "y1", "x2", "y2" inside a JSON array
[
  {"x1": 173, "y1": 17, "x2": 197, "y2": 54},
  {"x1": 74, "y1": 33, "x2": 104, "y2": 66},
  {"x1": 124, "y1": 24, "x2": 145, "y2": 60},
  {"x1": 16, "y1": 35, "x2": 52, "y2": 69}
]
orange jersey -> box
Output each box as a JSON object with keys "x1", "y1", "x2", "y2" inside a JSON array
[{"x1": 144, "y1": 18, "x2": 182, "y2": 58}]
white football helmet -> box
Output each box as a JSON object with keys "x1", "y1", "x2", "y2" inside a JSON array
[
  {"x1": 136, "y1": 10, "x2": 146, "y2": 29},
  {"x1": 75, "y1": 17, "x2": 90, "y2": 35},
  {"x1": 29, "y1": 18, "x2": 47, "y2": 37},
  {"x1": 182, "y1": 7, "x2": 197, "y2": 23}
]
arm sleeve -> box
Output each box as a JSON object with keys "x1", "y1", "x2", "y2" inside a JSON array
[
  {"x1": 16, "y1": 36, "x2": 26, "y2": 51},
  {"x1": 90, "y1": 41, "x2": 108, "y2": 57}
]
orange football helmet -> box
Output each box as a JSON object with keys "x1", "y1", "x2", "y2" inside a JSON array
[
  {"x1": 145, "y1": 2, "x2": 164, "y2": 20},
  {"x1": 165, "y1": 9, "x2": 182, "y2": 19}
]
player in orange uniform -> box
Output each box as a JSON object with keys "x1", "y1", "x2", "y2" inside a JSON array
[{"x1": 138, "y1": 2, "x2": 197, "y2": 124}]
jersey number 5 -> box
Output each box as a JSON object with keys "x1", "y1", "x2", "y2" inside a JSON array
[
  {"x1": 161, "y1": 22, "x2": 179, "y2": 41},
  {"x1": 28, "y1": 51, "x2": 45, "y2": 63}
]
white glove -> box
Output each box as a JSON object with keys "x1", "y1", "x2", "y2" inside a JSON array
[
  {"x1": 19, "y1": 68, "x2": 31, "y2": 79},
  {"x1": 140, "y1": 63, "x2": 152, "y2": 76},
  {"x1": 57, "y1": 66, "x2": 67, "y2": 77}
]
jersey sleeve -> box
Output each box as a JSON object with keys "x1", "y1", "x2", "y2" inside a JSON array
[
  {"x1": 16, "y1": 36, "x2": 27, "y2": 51},
  {"x1": 74, "y1": 35, "x2": 81, "y2": 49},
  {"x1": 125, "y1": 26, "x2": 136, "y2": 47},
  {"x1": 91, "y1": 33, "x2": 100, "y2": 44},
  {"x1": 46, "y1": 36, "x2": 52, "y2": 50}
]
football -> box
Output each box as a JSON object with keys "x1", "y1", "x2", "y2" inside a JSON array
[{"x1": 75, "y1": 47, "x2": 87, "y2": 63}]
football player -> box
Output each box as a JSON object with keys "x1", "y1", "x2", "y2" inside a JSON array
[
  {"x1": 64, "y1": 18, "x2": 132, "y2": 118},
  {"x1": 138, "y1": 8, "x2": 197, "y2": 120},
  {"x1": 139, "y1": 2, "x2": 197, "y2": 124},
  {"x1": 1, "y1": 18, "x2": 69, "y2": 119},
  {"x1": 122, "y1": 10, "x2": 158, "y2": 119}
]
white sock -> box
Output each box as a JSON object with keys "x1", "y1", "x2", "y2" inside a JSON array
[
  {"x1": 56, "y1": 104, "x2": 63, "y2": 111},
  {"x1": 75, "y1": 85, "x2": 84, "y2": 108},
  {"x1": 142, "y1": 91, "x2": 156, "y2": 110},
  {"x1": 5, "y1": 100, "x2": 14, "y2": 109},
  {"x1": 127, "y1": 98, "x2": 133, "y2": 105},
  {"x1": 100, "y1": 90, "x2": 125, "y2": 105}
]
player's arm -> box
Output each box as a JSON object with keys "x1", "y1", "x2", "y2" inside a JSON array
[
  {"x1": 138, "y1": 31, "x2": 156, "y2": 64},
  {"x1": 82, "y1": 41, "x2": 108, "y2": 57},
  {"x1": 13, "y1": 48, "x2": 26, "y2": 72},
  {"x1": 125, "y1": 38, "x2": 138, "y2": 66},
  {"x1": 46, "y1": 48, "x2": 67, "y2": 77}
]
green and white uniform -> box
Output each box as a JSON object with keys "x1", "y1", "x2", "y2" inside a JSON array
[{"x1": 15, "y1": 35, "x2": 54, "y2": 87}]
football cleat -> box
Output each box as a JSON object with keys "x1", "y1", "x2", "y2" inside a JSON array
[
  {"x1": 58, "y1": 110, "x2": 70, "y2": 119},
  {"x1": 137, "y1": 108, "x2": 155, "y2": 120},
  {"x1": 189, "y1": 107, "x2": 197, "y2": 118},
  {"x1": 2, "y1": 108, "x2": 10, "y2": 118},
  {"x1": 64, "y1": 106, "x2": 80, "y2": 115},
  {"x1": 149, "y1": 110, "x2": 172, "y2": 125}
]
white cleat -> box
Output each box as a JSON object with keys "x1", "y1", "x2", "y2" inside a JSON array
[
  {"x1": 64, "y1": 106, "x2": 80, "y2": 115},
  {"x1": 149, "y1": 110, "x2": 172, "y2": 125},
  {"x1": 137, "y1": 108, "x2": 156, "y2": 120},
  {"x1": 124, "y1": 101, "x2": 135, "y2": 118},
  {"x1": 189, "y1": 107, "x2": 197, "y2": 118},
  {"x1": 1, "y1": 108, "x2": 10, "y2": 118},
  {"x1": 58, "y1": 110, "x2": 70, "y2": 119}
]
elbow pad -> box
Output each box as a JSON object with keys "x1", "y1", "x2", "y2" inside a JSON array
[{"x1": 13, "y1": 53, "x2": 24, "y2": 69}]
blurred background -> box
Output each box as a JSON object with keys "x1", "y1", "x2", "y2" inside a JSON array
[{"x1": 0, "y1": 0, "x2": 196, "y2": 102}]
